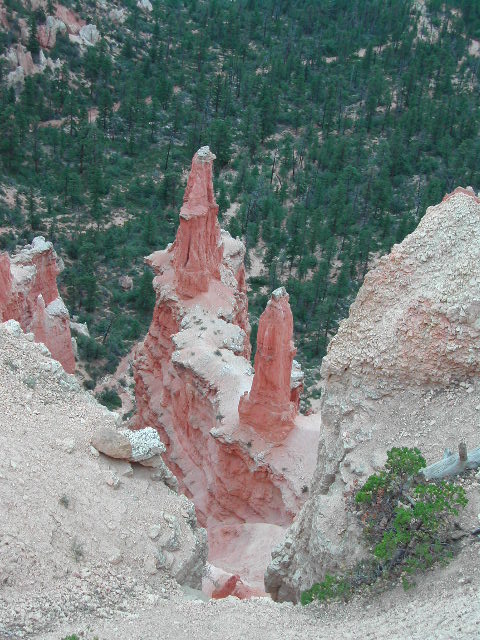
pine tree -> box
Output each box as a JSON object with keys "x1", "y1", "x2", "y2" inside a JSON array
[{"x1": 27, "y1": 15, "x2": 40, "y2": 58}]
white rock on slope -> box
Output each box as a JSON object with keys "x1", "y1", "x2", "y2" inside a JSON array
[{"x1": 266, "y1": 187, "x2": 480, "y2": 602}]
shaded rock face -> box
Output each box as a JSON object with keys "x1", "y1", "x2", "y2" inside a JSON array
[
  {"x1": 172, "y1": 146, "x2": 223, "y2": 299},
  {"x1": 238, "y1": 287, "x2": 298, "y2": 441},
  {"x1": 265, "y1": 188, "x2": 480, "y2": 602},
  {"x1": 133, "y1": 148, "x2": 319, "y2": 594},
  {"x1": 0, "y1": 237, "x2": 75, "y2": 373}
]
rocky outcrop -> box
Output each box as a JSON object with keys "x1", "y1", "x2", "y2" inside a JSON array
[
  {"x1": 265, "y1": 187, "x2": 480, "y2": 602},
  {"x1": 4, "y1": 43, "x2": 61, "y2": 90},
  {"x1": 133, "y1": 148, "x2": 319, "y2": 594},
  {"x1": 37, "y1": 6, "x2": 98, "y2": 49},
  {"x1": 79, "y1": 23, "x2": 100, "y2": 46},
  {"x1": 119, "y1": 275, "x2": 133, "y2": 291},
  {"x1": 238, "y1": 287, "x2": 298, "y2": 441},
  {"x1": 91, "y1": 426, "x2": 179, "y2": 491},
  {"x1": 38, "y1": 15, "x2": 67, "y2": 49},
  {"x1": 137, "y1": 0, "x2": 153, "y2": 11},
  {"x1": 55, "y1": 4, "x2": 85, "y2": 34},
  {"x1": 0, "y1": 237, "x2": 75, "y2": 373}
]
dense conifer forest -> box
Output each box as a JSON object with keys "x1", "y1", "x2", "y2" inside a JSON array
[{"x1": 1, "y1": 0, "x2": 480, "y2": 391}]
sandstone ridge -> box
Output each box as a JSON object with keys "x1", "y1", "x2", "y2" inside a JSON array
[{"x1": 265, "y1": 187, "x2": 480, "y2": 602}]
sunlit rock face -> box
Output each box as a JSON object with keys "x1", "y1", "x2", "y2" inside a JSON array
[
  {"x1": 133, "y1": 148, "x2": 319, "y2": 596},
  {"x1": 265, "y1": 187, "x2": 480, "y2": 602},
  {"x1": 0, "y1": 237, "x2": 75, "y2": 373}
]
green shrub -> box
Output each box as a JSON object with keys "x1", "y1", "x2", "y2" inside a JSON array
[
  {"x1": 301, "y1": 574, "x2": 351, "y2": 605},
  {"x1": 301, "y1": 447, "x2": 468, "y2": 605},
  {"x1": 96, "y1": 388, "x2": 122, "y2": 411}
]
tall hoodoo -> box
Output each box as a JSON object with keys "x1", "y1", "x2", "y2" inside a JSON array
[
  {"x1": 132, "y1": 149, "x2": 320, "y2": 595},
  {"x1": 172, "y1": 146, "x2": 223, "y2": 298},
  {"x1": 0, "y1": 237, "x2": 75, "y2": 374},
  {"x1": 238, "y1": 287, "x2": 297, "y2": 440}
]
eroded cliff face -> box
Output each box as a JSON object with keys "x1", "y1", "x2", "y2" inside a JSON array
[
  {"x1": 0, "y1": 237, "x2": 75, "y2": 374},
  {"x1": 133, "y1": 148, "x2": 319, "y2": 594},
  {"x1": 265, "y1": 187, "x2": 480, "y2": 602}
]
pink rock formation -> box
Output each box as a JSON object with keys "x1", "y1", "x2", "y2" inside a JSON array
[
  {"x1": 0, "y1": 253, "x2": 13, "y2": 297},
  {"x1": 55, "y1": 4, "x2": 85, "y2": 34},
  {"x1": 238, "y1": 287, "x2": 298, "y2": 441},
  {"x1": 6, "y1": 44, "x2": 35, "y2": 76},
  {"x1": 171, "y1": 146, "x2": 223, "y2": 298},
  {"x1": 211, "y1": 574, "x2": 264, "y2": 599},
  {"x1": 442, "y1": 185, "x2": 480, "y2": 204},
  {"x1": 132, "y1": 148, "x2": 319, "y2": 595},
  {"x1": 0, "y1": 238, "x2": 75, "y2": 373},
  {"x1": 38, "y1": 17, "x2": 63, "y2": 49}
]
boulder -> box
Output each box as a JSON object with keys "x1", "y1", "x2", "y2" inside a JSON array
[{"x1": 91, "y1": 427, "x2": 133, "y2": 459}]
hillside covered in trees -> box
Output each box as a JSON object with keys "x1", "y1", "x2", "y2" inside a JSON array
[{"x1": 1, "y1": 0, "x2": 480, "y2": 393}]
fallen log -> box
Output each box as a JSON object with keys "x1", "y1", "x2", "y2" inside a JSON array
[{"x1": 420, "y1": 442, "x2": 480, "y2": 481}]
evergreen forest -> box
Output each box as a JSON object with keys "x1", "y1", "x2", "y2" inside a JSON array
[{"x1": 1, "y1": 0, "x2": 480, "y2": 392}]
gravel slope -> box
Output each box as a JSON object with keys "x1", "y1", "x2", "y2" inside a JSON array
[{"x1": 43, "y1": 541, "x2": 479, "y2": 640}]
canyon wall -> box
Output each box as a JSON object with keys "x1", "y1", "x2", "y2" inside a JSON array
[
  {"x1": 265, "y1": 187, "x2": 480, "y2": 602},
  {"x1": 133, "y1": 148, "x2": 319, "y2": 593},
  {"x1": 0, "y1": 237, "x2": 75, "y2": 373}
]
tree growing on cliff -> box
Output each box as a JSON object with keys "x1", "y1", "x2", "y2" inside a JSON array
[
  {"x1": 301, "y1": 447, "x2": 468, "y2": 605},
  {"x1": 27, "y1": 15, "x2": 40, "y2": 59}
]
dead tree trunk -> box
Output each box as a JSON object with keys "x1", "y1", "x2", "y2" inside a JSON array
[{"x1": 420, "y1": 442, "x2": 480, "y2": 481}]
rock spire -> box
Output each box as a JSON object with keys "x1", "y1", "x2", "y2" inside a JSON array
[
  {"x1": 238, "y1": 287, "x2": 298, "y2": 440},
  {"x1": 132, "y1": 150, "x2": 319, "y2": 596},
  {"x1": 172, "y1": 146, "x2": 223, "y2": 298}
]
